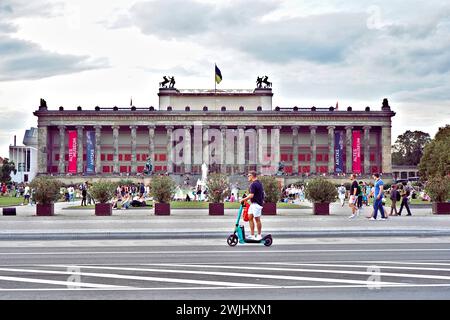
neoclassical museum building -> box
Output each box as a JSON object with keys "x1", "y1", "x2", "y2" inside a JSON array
[{"x1": 33, "y1": 81, "x2": 395, "y2": 183}]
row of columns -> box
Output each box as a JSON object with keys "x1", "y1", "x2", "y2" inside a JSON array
[{"x1": 41, "y1": 124, "x2": 390, "y2": 175}]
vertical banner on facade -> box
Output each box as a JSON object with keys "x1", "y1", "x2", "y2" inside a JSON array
[
  {"x1": 352, "y1": 130, "x2": 362, "y2": 174},
  {"x1": 68, "y1": 130, "x2": 77, "y2": 173},
  {"x1": 86, "y1": 131, "x2": 95, "y2": 174},
  {"x1": 334, "y1": 131, "x2": 344, "y2": 173}
]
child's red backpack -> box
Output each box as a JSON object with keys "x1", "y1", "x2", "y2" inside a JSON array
[{"x1": 242, "y1": 202, "x2": 250, "y2": 222}]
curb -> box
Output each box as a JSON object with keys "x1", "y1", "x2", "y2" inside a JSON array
[{"x1": 1, "y1": 230, "x2": 450, "y2": 240}]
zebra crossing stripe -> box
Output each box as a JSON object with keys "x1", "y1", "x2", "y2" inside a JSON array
[
  {"x1": 43, "y1": 264, "x2": 400, "y2": 286},
  {"x1": 0, "y1": 266, "x2": 265, "y2": 288}
]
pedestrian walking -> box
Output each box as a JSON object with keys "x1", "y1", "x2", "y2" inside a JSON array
[
  {"x1": 338, "y1": 184, "x2": 346, "y2": 207},
  {"x1": 81, "y1": 183, "x2": 87, "y2": 206},
  {"x1": 22, "y1": 183, "x2": 30, "y2": 205},
  {"x1": 357, "y1": 181, "x2": 364, "y2": 213},
  {"x1": 348, "y1": 174, "x2": 359, "y2": 219},
  {"x1": 370, "y1": 173, "x2": 386, "y2": 220},
  {"x1": 398, "y1": 188, "x2": 412, "y2": 216},
  {"x1": 389, "y1": 184, "x2": 400, "y2": 216}
]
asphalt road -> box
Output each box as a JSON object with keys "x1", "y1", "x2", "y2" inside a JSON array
[{"x1": 1, "y1": 237, "x2": 450, "y2": 300}]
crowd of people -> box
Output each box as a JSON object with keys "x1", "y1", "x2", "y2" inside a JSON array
[
  {"x1": 341, "y1": 175, "x2": 427, "y2": 219},
  {"x1": 0, "y1": 182, "x2": 35, "y2": 205}
]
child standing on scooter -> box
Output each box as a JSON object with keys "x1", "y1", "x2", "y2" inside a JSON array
[{"x1": 240, "y1": 171, "x2": 265, "y2": 240}]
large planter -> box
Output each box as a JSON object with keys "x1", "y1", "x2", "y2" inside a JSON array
[
  {"x1": 155, "y1": 203, "x2": 170, "y2": 215},
  {"x1": 95, "y1": 203, "x2": 112, "y2": 216},
  {"x1": 313, "y1": 202, "x2": 330, "y2": 215},
  {"x1": 262, "y1": 203, "x2": 277, "y2": 215},
  {"x1": 432, "y1": 202, "x2": 450, "y2": 215},
  {"x1": 2, "y1": 207, "x2": 16, "y2": 216},
  {"x1": 36, "y1": 203, "x2": 54, "y2": 216},
  {"x1": 209, "y1": 203, "x2": 224, "y2": 215}
]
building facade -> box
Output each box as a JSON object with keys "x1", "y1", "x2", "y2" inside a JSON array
[
  {"x1": 33, "y1": 86, "x2": 395, "y2": 181},
  {"x1": 9, "y1": 127, "x2": 38, "y2": 183}
]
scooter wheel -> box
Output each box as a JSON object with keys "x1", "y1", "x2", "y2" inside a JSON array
[
  {"x1": 227, "y1": 234, "x2": 238, "y2": 247},
  {"x1": 264, "y1": 236, "x2": 273, "y2": 247}
]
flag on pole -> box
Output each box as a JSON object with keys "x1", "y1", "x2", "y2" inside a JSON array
[
  {"x1": 335, "y1": 101, "x2": 339, "y2": 110},
  {"x1": 215, "y1": 64, "x2": 222, "y2": 84}
]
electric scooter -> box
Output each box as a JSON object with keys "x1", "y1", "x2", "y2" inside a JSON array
[{"x1": 227, "y1": 203, "x2": 273, "y2": 247}]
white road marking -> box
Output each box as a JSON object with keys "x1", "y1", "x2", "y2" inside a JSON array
[
  {"x1": 2, "y1": 283, "x2": 450, "y2": 292},
  {"x1": 137, "y1": 263, "x2": 450, "y2": 282},
  {"x1": 1, "y1": 248, "x2": 450, "y2": 255},
  {"x1": 43, "y1": 264, "x2": 400, "y2": 286},
  {"x1": 0, "y1": 267, "x2": 264, "y2": 288},
  {"x1": 0, "y1": 275, "x2": 125, "y2": 288},
  {"x1": 254, "y1": 262, "x2": 450, "y2": 273}
]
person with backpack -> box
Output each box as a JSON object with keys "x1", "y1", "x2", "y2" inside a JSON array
[
  {"x1": 389, "y1": 184, "x2": 400, "y2": 216},
  {"x1": 398, "y1": 187, "x2": 412, "y2": 216}
]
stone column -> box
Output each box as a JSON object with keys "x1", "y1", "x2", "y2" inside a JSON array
[
  {"x1": 76, "y1": 126, "x2": 84, "y2": 174},
  {"x1": 345, "y1": 126, "x2": 353, "y2": 174},
  {"x1": 58, "y1": 125, "x2": 66, "y2": 174},
  {"x1": 166, "y1": 126, "x2": 174, "y2": 174},
  {"x1": 220, "y1": 126, "x2": 227, "y2": 174},
  {"x1": 112, "y1": 125, "x2": 120, "y2": 174},
  {"x1": 184, "y1": 125, "x2": 192, "y2": 173},
  {"x1": 94, "y1": 125, "x2": 102, "y2": 174},
  {"x1": 202, "y1": 125, "x2": 209, "y2": 165},
  {"x1": 256, "y1": 126, "x2": 264, "y2": 174},
  {"x1": 148, "y1": 125, "x2": 155, "y2": 172},
  {"x1": 292, "y1": 126, "x2": 299, "y2": 175},
  {"x1": 272, "y1": 126, "x2": 281, "y2": 171},
  {"x1": 130, "y1": 125, "x2": 137, "y2": 174},
  {"x1": 237, "y1": 126, "x2": 246, "y2": 173},
  {"x1": 37, "y1": 125, "x2": 48, "y2": 174},
  {"x1": 381, "y1": 125, "x2": 392, "y2": 174},
  {"x1": 363, "y1": 126, "x2": 371, "y2": 174},
  {"x1": 327, "y1": 126, "x2": 335, "y2": 174},
  {"x1": 310, "y1": 126, "x2": 317, "y2": 174}
]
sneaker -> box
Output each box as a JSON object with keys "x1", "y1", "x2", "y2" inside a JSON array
[
  {"x1": 247, "y1": 235, "x2": 255, "y2": 240},
  {"x1": 255, "y1": 234, "x2": 262, "y2": 241},
  {"x1": 348, "y1": 214, "x2": 356, "y2": 219},
  {"x1": 369, "y1": 217, "x2": 376, "y2": 221}
]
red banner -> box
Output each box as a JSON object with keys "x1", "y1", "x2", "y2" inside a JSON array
[
  {"x1": 352, "y1": 130, "x2": 361, "y2": 174},
  {"x1": 68, "y1": 130, "x2": 77, "y2": 173}
]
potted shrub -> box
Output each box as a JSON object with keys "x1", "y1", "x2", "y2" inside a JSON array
[
  {"x1": 206, "y1": 173, "x2": 230, "y2": 215},
  {"x1": 150, "y1": 175, "x2": 176, "y2": 215},
  {"x1": 89, "y1": 180, "x2": 118, "y2": 216},
  {"x1": 259, "y1": 176, "x2": 281, "y2": 215},
  {"x1": 425, "y1": 176, "x2": 450, "y2": 214},
  {"x1": 305, "y1": 178, "x2": 338, "y2": 215},
  {"x1": 29, "y1": 176, "x2": 62, "y2": 216}
]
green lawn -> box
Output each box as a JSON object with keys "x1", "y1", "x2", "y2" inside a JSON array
[
  {"x1": 338, "y1": 197, "x2": 431, "y2": 207},
  {"x1": 381, "y1": 198, "x2": 431, "y2": 207},
  {"x1": 0, "y1": 196, "x2": 25, "y2": 207},
  {"x1": 66, "y1": 201, "x2": 309, "y2": 210}
]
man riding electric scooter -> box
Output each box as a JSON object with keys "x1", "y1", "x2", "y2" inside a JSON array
[
  {"x1": 227, "y1": 170, "x2": 272, "y2": 246},
  {"x1": 241, "y1": 171, "x2": 264, "y2": 240}
]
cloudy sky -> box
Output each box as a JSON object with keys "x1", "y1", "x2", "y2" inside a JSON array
[{"x1": 1, "y1": 0, "x2": 449, "y2": 157}]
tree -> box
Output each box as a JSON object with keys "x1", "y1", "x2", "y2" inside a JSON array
[
  {"x1": 0, "y1": 158, "x2": 17, "y2": 184},
  {"x1": 392, "y1": 130, "x2": 431, "y2": 165},
  {"x1": 419, "y1": 125, "x2": 450, "y2": 180}
]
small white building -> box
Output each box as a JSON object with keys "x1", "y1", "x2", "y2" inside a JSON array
[{"x1": 9, "y1": 128, "x2": 38, "y2": 183}]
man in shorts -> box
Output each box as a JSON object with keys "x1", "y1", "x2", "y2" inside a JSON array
[
  {"x1": 240, "y1": 171, "x2": 264, "y2": 240},
  {"x1": 348, "y1": 174, "x2": 359, "y2": 219}
]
